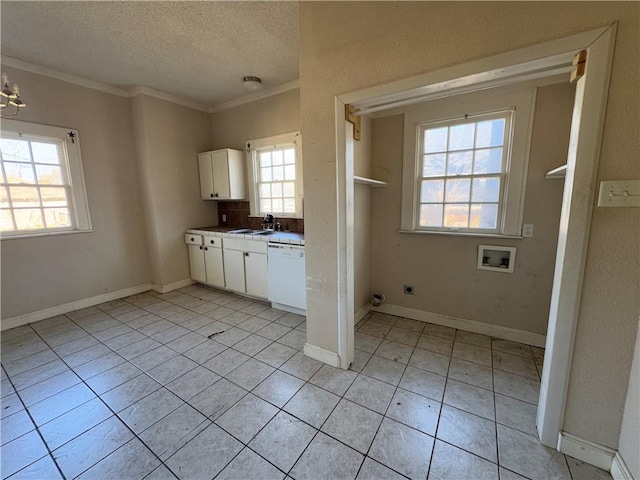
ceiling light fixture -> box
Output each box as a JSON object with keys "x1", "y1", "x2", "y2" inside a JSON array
[
  {"x1": 1, "y1": 73, "x2": 27, "y2": 117},
  {"x1": 243, "y1": 76, "x2": 262, "y2": 91}
]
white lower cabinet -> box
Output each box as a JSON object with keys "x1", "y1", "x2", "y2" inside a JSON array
[
  {"x1": 222, "y1": 237, "x2": 268, "y2": 299},
  {"x1": 185, "y1": 234, "x2": 225, "y2": 288}
]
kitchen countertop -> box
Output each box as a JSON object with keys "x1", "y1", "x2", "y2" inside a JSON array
[{"x1": 186, "y1": 226, "x2": 305, "y2": 245}]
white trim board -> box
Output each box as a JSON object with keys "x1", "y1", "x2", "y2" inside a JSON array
[
  {"x1": 209, "y1": 80, "x2": 300, "y2": 113},
  {"x1": 372, "y1": 304, "x2": 546, "y2": 347},
  {"x1": 304, "y1": 343, "x2": 340, "y2": 368},
  {"x1": 1, "y1": 283, "x2": 151, "y2": 331},
  {"x1": 355, "y1": 303, "x2": 371, "y2": 326},
  {"x1": 558, "y1": 431, "x2": 616, "y2": 472},
  {"x1": 150, "y1": 278, "x2": 195, "y2": 294},
  {"x1": 611, "y1": 452, "x2": 634, "y2": 480}
]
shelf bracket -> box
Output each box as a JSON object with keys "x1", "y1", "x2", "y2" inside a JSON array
[
  {"x1": 570, "y1": 50, "x2": 587, "y2": 83},
  {"x1": 345, "y1": 104, "x2": 361, "y2": 141}
]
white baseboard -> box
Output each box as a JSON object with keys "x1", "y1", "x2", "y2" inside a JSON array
[
  {"x1": 271, "y1": 302, "x2": 306, "y2": 316},
  {"x1": 151, "y1": 278, "x2": 194, "y2": 294},
  {"x1": 355, "y1": 303, "x2": 371, "y2": 326},
  {"x1": 1, "y1": 283, "x2": 152, "y2": 331},
  {"x1": 558, "y1": 431, "x2": 615, "y2": 471},
  {"x1": 372, "y1": 303, "x2": 546, "y2": 347},
  {"x1": 304, "y1": 342, "x2": 340, "y2": 368},
  {"x1": 611, "y1": 452, "x2": 634, "y2": 480}
]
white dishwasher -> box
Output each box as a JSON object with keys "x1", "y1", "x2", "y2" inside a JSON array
[{"x1": 267, "y1": 243, "x2": 306, "y2": 313}]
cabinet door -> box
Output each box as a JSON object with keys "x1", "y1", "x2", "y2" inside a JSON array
[
  {"x1": 188, "y1": 244, "x2": 207, "y2": 283},
  {"x1": 211, "y1": 150, "x2": 231, "y2": 199},
  {"x1": 204, "y1": 247, "x2": 225, "y2": 288},
  {"x1": 198, "y1": 153, "x2": 215, "y2": 200},
  {"x1": 223, "y1": 249, "x2": 245, "y2": 293},
  {"x1": 245, "y1": 252, "x2": 268, "y2": 299}
]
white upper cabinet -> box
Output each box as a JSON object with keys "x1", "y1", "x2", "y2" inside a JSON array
[{"x1": 198, "y1": 149, "x2": 246, "y2": 200}]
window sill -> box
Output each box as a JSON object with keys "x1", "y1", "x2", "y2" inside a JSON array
[
  {"x1": 1, "y1": 229, "x2": 95, "y2": 241},
  {"x1": 398, "y1": 229, "x2": 523, "y2": 239}
]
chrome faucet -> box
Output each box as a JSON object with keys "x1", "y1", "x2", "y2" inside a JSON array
[{"x1": 263, "y1": 213, "x2": 275, "y2": 230}]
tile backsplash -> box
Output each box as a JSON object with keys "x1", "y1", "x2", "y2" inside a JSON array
[{"x1": 217, "y1": 201, "x2": 304, "y2": 233}]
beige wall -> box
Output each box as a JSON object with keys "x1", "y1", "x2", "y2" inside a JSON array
[
  {"x1": 300, "y1": 1, "x2": 639, "y2": 449},
  {"x1": 618, "y1": 323, "x2": 640, "y2": 479},
  {"x1": 130, "y1": 95, "x2": 215, "y2": 287},
  {"x1": 0, "y1": 67, "x2": 151, "y2": 320},
  {"x1": 368, "y1": 82, "x2": 571, "y2": 335},
  {"x1": 354, "y1": 115, "x2": 372, "y2": 313},
  {"x1": 210, "y1": 89, "x2": 300, "y2": 151}
]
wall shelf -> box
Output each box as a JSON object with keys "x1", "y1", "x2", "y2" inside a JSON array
[
  {"x1": 545, "y1": 164, "x2": 567, "y2": 179},
  {"x1": 354, "y1": 176, "x2": 388, "y2": 187}
]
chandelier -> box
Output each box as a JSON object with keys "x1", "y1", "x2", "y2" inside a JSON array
[{"x1": 1, "y1": 73, "x2": 26, "y2": 117}]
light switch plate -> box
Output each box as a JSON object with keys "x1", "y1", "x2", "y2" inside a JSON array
[
  {"x1": 522, "y1": 224, "x2": 534, "y2": 237},
  {"x1": 598, "y1": 180, "x2": 640, "y2": 207}
]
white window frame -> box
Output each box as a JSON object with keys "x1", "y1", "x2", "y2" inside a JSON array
[
  {"x1": 400, "y1": 86, "x2": 536, "y2": 237},
  {"x1": 1, "y1": 119, "x2": 92, "y2": 238},
  {"x1": 246, "y1": 131, "x2": 303, "y2": 218}
]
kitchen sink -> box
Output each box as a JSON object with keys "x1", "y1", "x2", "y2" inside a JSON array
[{"x1": 227, "y1": 228, "x2": 275, "y2": 235}]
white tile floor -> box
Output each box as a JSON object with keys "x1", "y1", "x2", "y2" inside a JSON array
[{"x1": 0, "y1": 285, "x2": 613, "y2": 480}]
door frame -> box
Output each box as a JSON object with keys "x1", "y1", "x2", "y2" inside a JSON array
[{"x1": 334, "y1": 24, "x2": 616, "y2": 447}]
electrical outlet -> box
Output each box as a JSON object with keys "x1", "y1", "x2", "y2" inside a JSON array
[
  {"x1": 222, "y1": 214, "x2": 227, "y2": 223},
  {"x1": 404, "y1": 284, "x2": 415, "y2": 295},
  {"x1": 522, "y1": 224, "x2": 534, "y2": 237}
]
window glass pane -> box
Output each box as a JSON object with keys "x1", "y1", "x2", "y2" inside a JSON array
[
  {"x1": 283, "y1": 198, "x2": 296, "y2": 213},
  {"x1": 271, "y1": 183, "x2": 283, "y2": 197},
  {"x1": 284, "y1": 165, "x2": 296, "y2": 181},
  {"x1": 283, "y1": 182, "x2": 295, "y2": 197},
  {"x1": 470, "y1": 204, "x2": 498, "y2": 229},
  {"x1": 420, "y1": 180, "x2": 444, "y2": 203},
  {"x1": 43, "y1": 208, "x2": 72, "y2": 228},
  {"x1": 261, "y1": 167, "x2": 272, "y2": 182},
  {"x1": 0, "y1": 209, "x2": 13, "y2": 231},
  {"x1": 4, "y1": 162, "x2": 36, "y2": 184},
  {"x1": 444, "y1": 204, "x2": 469, "y2": 227},
  {"x1": 31, "y1": 142, "x2": 60, "y2": 165},
  {"x1": 446, "y1": 151, "x2": 473, "y2": 176},
  {"x1": 424, "y1": 127, "x2": 448, "y2": 153},
  {"x1": 9, "y1": 186, "x2": 40, "y2": 207},
  {"x1": 35, "y1": 165, "x2": 63, "y2": 185},
  {"x1": 0, "y1": 139, "x2": 31, "y2": 162},
  {"x1": 474, "y1": 148, "x2": 503, "y2": 174},
  {"x1": 272, "y1": 166, "x2": 284, "y2": 181},
  {"x1": 448, "y1": 123, "x2": 475, "y2": 151},
  {"x1": 419, "y1": 204, "x2": 443, "y2": 227},
  {"x1": 259, "y1": 151, "x2": 271, "y2": 168},
  {"x1": 40, "y1": 187, "x2": 68, "y2": 207},
  {"x1": 471, "y1": 177, "x2": 501, "y2": 202},
  {"x1": 284, "y1": 148, "x2": 296, "y2": 165},
  {"x1": 422, "y1": 154, "x2": 446, "y2": 177},
  {"x1": 272, "y1": 198, "x2": 283, "y2": 213},
  {"x1": 14, "y1": 208, "x2": 44, "y2": 230},
  {"x1": 260, "y1": 199, "x2": 271, "y2": 212},
  {"x1": 475, "y1": 119, "x2": 505, "y2": 148},
  {"x1": 272, "y1": 150, "x2": 284, "y2": 166},
  {"x1": 445, "y1": 178, "x2": 470, "y2": 202},
  {"x1": 0, "y1": 187, "x2": 9, "y2": 208},
  {"x1": 259, "y1": 183, "x2": 271, "y2": 198}
]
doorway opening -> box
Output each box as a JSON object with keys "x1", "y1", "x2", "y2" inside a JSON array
[{"x1": 334, "y1": 24, "x2": 616, "y2": 451}]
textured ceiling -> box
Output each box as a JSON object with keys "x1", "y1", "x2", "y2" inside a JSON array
[{"x1": 0, "y1": 1, "x2": 299, "y2": 106}]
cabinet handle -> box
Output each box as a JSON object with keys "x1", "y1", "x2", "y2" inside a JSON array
[
  {"x1": 210, "y1": 240, "x2": 215, "y2": 244},
  {"x1": 199, "y1": 246, "x2": 203, "y2": 250},
  {"x1": 210, "y1": 193, "x2": 214, "y2": 198},
  {"x1": 190, "y1": 237, "x2": 194, "y2": 241},
  {"x1": 244, "y1": 252, "x2": 249, "y2": 257},
  {"x1": 204, "y1": 247, "x2": 208, "y2": 251},
  {"x1": 214, "y1": 193, "x2": 219, "y2": 198}
]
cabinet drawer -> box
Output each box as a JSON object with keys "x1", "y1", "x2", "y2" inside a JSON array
[
  {"x1": 202, "y1": 236, "x2": 223, "y2": 249},
  {"x1": 224, "y1": 237, "x2": 268, "y2": 254},
  {"x1": 185, "y1": 234, "x2": 203, "y2": 246}
]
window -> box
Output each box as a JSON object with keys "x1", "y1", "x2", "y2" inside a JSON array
[
  {"x1": 246, "y1": 131, "x2": 303, "y2": 218},
  {"x1": 401, "y1": 87, "x2": 536, "y2": 236},
  {"x1": 0, "y1": 120, "x2": 91, "y2": 237}
]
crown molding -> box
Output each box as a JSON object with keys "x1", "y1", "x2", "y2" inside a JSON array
[
  {"x1": 2, "y1": 55, "x2": 299, "y2": 114},
  {"x1": 209, "y1": 79, "x2": 300, "y2": 113},
  {"x1": 127, "y1": 86, "x2": 209, "y2": 112},
  {"x1": 1, "y1": 56, "x2": 130, "y2": 97}
]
